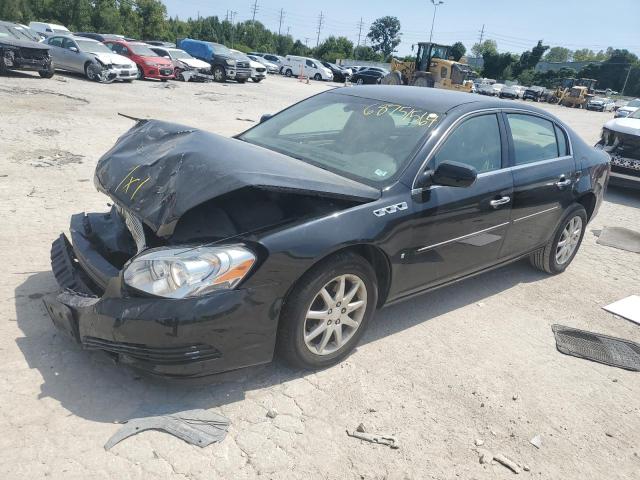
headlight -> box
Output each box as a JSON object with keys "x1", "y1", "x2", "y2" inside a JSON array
[
  {"x1": 225, "y1": 59, "x2": 236, "y2": 66},
  {"x1": 123, "y1": 245, "x2": 256, "y2": 298}
]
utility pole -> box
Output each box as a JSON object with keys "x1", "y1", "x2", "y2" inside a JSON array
[
  {"x1": 478, "y1": 24, "x2": 485, "y2": 45},
  {"x1": 316, "y1": 11, "x2": 324, "y2": 47},
  {"x1": 278, "y1": 8, "x2": 285, "y2": 35},
  {"x1": 304, "y1": 37, "x2": 310, "y2": 47},
  {"x1": 356, "y1": 18, "x2": 364, "y2": 47},
  {"x1": 428, "y1": 0, "x2": 444, "y2": 44},
  {"x1": 621, "y1": 66, "x2": 632, "y2": 96},
  {"x1": 230, "y1": 10, "x2": 237, "y2": 48},
  {"x1": 251, "y1": 0, "x2": 259, "y2": 21}
]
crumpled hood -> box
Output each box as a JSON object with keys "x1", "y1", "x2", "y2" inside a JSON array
[
  {"x1": 604, "y1": 117, "x2": 640, "y2": 136},
  {"x1": 0, "y1": 37, "x2": 49, "y2": 50},
  {"x1": 94, "y1": 120, "x2": 380, "y2": 237},
  {"x1": 177, "y1": 57, "x2": 210, "y2": 69},
  {"x1": 92, "y1": 52, "x2": 134, "y2": 67}
]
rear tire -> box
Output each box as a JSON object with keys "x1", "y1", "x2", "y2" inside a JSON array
[
  {"x1": 529, "y1": 204, "x2": 587, "y2": 274},
  {"x1": 277, "y1": 252, "x2": 378, "y2": 369}
]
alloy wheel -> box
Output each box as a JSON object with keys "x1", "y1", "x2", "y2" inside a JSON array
[
  {"x1": 555, "y1": 216, "x2": 583, "y2": 265},
  {"x1": 303, "y1": 274, "x2": 367, "y2": 356},
  {"x1": 357, "y1": 78, "x2": 363, "y2": 85}
]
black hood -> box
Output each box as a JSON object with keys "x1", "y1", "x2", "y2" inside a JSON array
[
  {"x1": 94, "y1": 120, "x2": 380, "y2": 237},
  {"x1": 0, "y1": 37, "x2": 49, "y2": 50}
]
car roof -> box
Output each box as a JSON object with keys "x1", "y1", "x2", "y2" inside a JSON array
[{"x1": 331, "y1": 85, "x2": 557, "y2": 114}]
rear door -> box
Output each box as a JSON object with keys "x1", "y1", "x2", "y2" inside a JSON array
[
  {"x1": 499, "y1": 112, "x2": 576, "y2": 258},
  {"x1": 394, "y1": 112, "x2": 514, "y2": 297}
]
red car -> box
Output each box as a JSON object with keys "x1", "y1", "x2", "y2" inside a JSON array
[{"x1": 103, "y1": 39, "x2": 174, "y2": 81}]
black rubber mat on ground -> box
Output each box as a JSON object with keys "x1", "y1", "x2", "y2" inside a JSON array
[{"x1": 552, "y1": 325, "x2": 640, "y2": 371}]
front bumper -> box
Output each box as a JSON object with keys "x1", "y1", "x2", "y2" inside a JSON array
[
  {"x1": 587, "y1": 105, "x2": 604, "y2": 111},
  {"x1": 142, "y1": 64, "x2": 175, "y2": 80},
  {"x1": 44, "y1": 214, "x2": 279, "y2": 378},
  {"x1": 3, "y1": 49, "x2": 51, "y2": 71},
  {"x1": 609, "y1": 157, "x2": 640, "y2": 189}
]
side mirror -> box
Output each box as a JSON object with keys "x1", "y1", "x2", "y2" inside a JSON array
[
  {"x1": 260, "y1": 114, "x2": 273, "y2": 123},
  {"x1": 432, "y1": 161, "x2": 477, "y2": 188},
  {"x1": 415, "y1": 161, "x2": 477, "y2": 190},
  {"x1": 69, "y1": 47, "x2": 78, "y2": 53}
]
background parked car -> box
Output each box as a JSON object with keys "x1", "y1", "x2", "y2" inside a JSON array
[
  {"x1": 144, "y1": 41, "x2": 176, "y2": 47},
  {"x1": 149, "y1": 46, "x2": 211, "y2": 81},
  {"x1": 491, "y1": 83, "x2": 505, "y2": 96},
  {"x1": 615, "y1": 98, "x2": 640, "y2": 118},
  {"x1": 586, "y1": 97, "x2": 616, "y2": 112},
  {"x1": 231, "y1": 49, "x2": 266, "y2": 82},
  {"x1": 247, "y1": 54, "x2": 278, "y2": 74},
  {"x1": 499, "y1": 84, "x2": 521, "y2": 99},
  {"x1": 321, "y1": 61, "x2": 350, "y2": 82},
  {"x1": 74, "y1": 32, "x2": 125, "y2": 42},
  {"x1": 46, "y1": 35, "x2": 137, "y2": 82},
  {"x1": 179, "y1": 38, "x2": 250, "y2": 83},
  {"x1": 350, "y1": 67, "x2": 388, "y2": 85},
  {"x1": 523, "y1": 86, "x2": 545, "y2": 101},
  {"x1": 476, "y1": 83, "x2": 494, "y2": 95},
  {"x1": 28, "y1": 21, "x2": 70, "y2": 38},
  {"x1": 282, "y1": 56, "x2": 333, "y2": 81},
  {"x1": 104, "y1": 39, "x2": 174, "y2": 81},
  {"x1": 0, "y1": 20, "x2": 54, "y2": 78},
  {"x1": 250, "y1": 52, "x2": 286, "y2": 73},
  {"x1": 597, "y1": 108, "x2": 640, "y2": 189}
]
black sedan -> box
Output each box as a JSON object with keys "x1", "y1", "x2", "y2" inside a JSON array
[
  {"x1": 350, "y1": 67, "x2": 388, "y2": 84},
  {"x1": 321, "y1": 61, "x2": 349, "y2": 82},
  {"x1": 43, "y1": 87, "x2": 609, "y2": 378}
]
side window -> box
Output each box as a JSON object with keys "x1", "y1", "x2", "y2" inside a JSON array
[
  {"x1": 48, "y1": 37, "x2": 63, "y2": 47},
  {"x1": 306, "y1": 59, "x2": 313, "y2": 67},
  {"x1": 62, "y1": 38, "x2": 76, "y2": 50},
  {"x1": 440, "y1": 67, "x2": 447, "y2": 78},
  {"x1": 555, "y1": 125, "x2": 568, "y2": 156},
  {"x1": 432, "y1": 114, "x2": 502, "y2": 174},
  {"x1": 507, "y1": 114, "x2": 559, "y2": 165}
]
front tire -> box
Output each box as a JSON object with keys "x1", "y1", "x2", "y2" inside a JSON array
[
  {"x1": 530, "y1": 204, "x2": 587, "y2": 274},
  {"x1": 277, "y1": 252, "x2": 378, "y2": 369},
  {"x1": 213, "y1": 65, "x2": 226, "y2": 82},
  {"x1": 137, "y1": 65, "x2": 144, "y2": 80},
  {"x1": 356, "y1": 78, "x2": 364, "y2": 85},
  {"x1": 285, "y1": 68, "x2": 293, "y2": 77},
  {"x1": 38, "y1": 62, "x2": 55, "y2": 78},
  {"x1": 252, "y1": 77, "x2": 263, "y2": 83},
  {"x1": 314, "y1": 73, "x2": 322, "y2": 81}
]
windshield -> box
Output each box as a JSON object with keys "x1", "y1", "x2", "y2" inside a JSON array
[
  {"x1": 129, "y1": 43, "x2": 157, "y2": 56},
  {"x1": 239, "y1": 92, "x2": 442, "y2": 185},
  {"x1": 629, "y1": 108, "x2": 640, "y2": 119},
  {"x1": 76, "y1": 39, "x2": 111, "y2": 53},
  {"x1": 626, "y1": 99, "x2": 640, "y2": 108},
  {"x1": 0, "y1": 24, "x2": 40, "y2": 42},
  {"x1": 168, "y1": 49, "x2": 193, "y2": 59}
]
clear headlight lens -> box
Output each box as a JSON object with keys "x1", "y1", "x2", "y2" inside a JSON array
[
  {"x1": 123, "y1": 245, "x2": 255, "y2": 298},
  {"x1": 225, "y1": 58, "x2": 236, "y2": 66}
]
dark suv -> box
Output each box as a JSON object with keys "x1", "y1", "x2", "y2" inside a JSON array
[
  {"x1": 178, "y1": 38, "x2": 250, "y2": 83},
  {"x1": 523, "y1": 86, "x2": 545, "y2": 102}
]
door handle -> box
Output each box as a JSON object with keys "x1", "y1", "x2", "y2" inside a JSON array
[
  {"x1": 555, "y1": 177, "x2": 572, "y2": 188},
  {"x1": 490, "y1": 196, "x2": 511, "y2": 208}
]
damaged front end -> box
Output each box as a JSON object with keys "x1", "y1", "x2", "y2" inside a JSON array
[
  {"x1": 598, "y1": 127, "x2": 640, "y2": 188},
  {"x1": 44, "y1": 119, "x2": 378, "y2": 377},
  {"x1": 1, "y1": 43, "x2": 52, "y2": 73},
  {"x1": 87, "y1": 58, "x2": 137, "y2": 83}
]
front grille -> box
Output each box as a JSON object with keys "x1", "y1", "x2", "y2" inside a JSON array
[
  {"x1": 113, "y1": 63, "x2": 129, "y2": 69},
  {"x1": 19, "y1": 48, "x2": 49, "y2": 60},
  {"x1": 611, "y1": 156, "x2": 640, "y2": 171},
  {"x1": 237, "y1": 61, "x2": 249, "y2": 68},
  {"x1": 255, "y1": 67, "x2": 266, "y2": 73},
  {"x1": 83, "y1": 337, "x2": 222, "y2": 364},
  {"x1": 159, "y1": 68, "x2": 173, "y2": 76},
  {"x1": 116, "y1": 205, "x2": 146, "y2": 253}
]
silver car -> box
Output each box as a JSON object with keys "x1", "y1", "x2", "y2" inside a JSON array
[{"x1": 46, "y1": 35, "x2": 137, "y2": 82}]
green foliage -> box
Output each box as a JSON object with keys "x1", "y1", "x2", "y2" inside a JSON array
[
  {"x1": 544, "y1": 47, "x2": 572, "y2": 63},
  {"x1": 313, "y1": 36, "x2": 354, "y2": 62},
  {"x1": 353, "y1": 45, "x2": 383, "y2": 62},
  {"x1": 482, "y1": 51, "x2": 517, "y2": 79},
  {"x1": 471, "y1": 39, "x2": 497, "y2": 57},
  {"x1": 450, "y1": 41, "x2": 466, "y2": 61},
  {"x1": 367, "y1": 16, "x2": 401, "y2": 60},
  {"x1": 572, "y1": 48, "x2": 611, "y2": 62}
]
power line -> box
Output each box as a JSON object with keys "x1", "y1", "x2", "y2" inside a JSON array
[
  {"x1": 316, "y1": 11, "x2": 324, "y2": 47},
  {"x1": 250, "y1": 0, "x2": 259, "y2": 22}
]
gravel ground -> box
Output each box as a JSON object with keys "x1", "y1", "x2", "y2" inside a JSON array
[{"x1": 1, "y1": 71, "x2": 639, "y2": 480}]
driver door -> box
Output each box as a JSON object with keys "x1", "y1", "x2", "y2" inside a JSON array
[{"x1": 395, "y1": 112, "x2": 514, "y2": 297}]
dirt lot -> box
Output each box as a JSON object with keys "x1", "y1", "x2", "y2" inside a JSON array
[{"x1": 1, "y1": 71, "x2": 639, "y2": 480}]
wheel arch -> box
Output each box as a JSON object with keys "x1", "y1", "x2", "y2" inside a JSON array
[
  {"x1": 281, "y1": 243, "x2": 392, "y2": 312},
  {"x1": 576, "y1": 191, "x2": 597, "y2": 221}
]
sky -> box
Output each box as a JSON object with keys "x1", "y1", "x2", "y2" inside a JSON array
[{"x1": 163, "y1": 0, "x2": 640, "y2": 57}]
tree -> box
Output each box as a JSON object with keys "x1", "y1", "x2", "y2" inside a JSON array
[
  {"x1": 367, "y1": 16, "x2": 401, "y2": 60},
  {"x1": 544, "y1": 47, "x2": 572, "y2": 63},
  {"x1": 482, "y1": 51, "x2": 517, "y2": 80},
  {"x1": 450, "y1": 41, "x2": 466, "y2": 61},
  {"x1": 353, "y1": 45, "x2": 383, "y2": 61},
  {"x1": 471, "y1": 39, "x2": 497, "y2": 58},
  {"x1": 314, "y1": 36, "x2": 354, "y2": 62}
]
